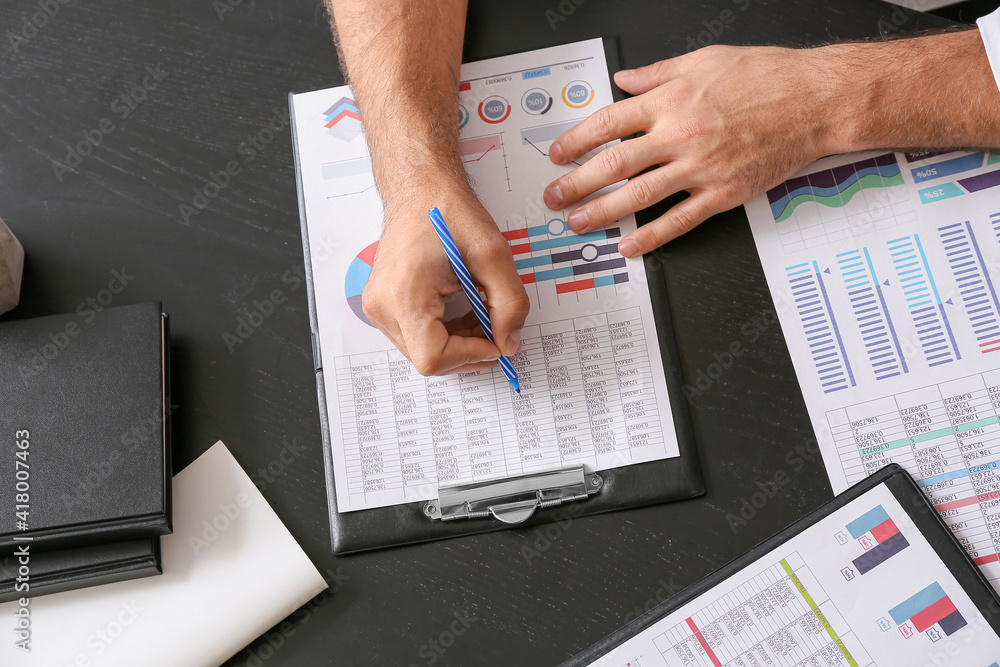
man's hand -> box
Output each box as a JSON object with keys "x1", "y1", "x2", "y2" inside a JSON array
[
  {"x1": 542, "y1": 45, "x2": 836, "y2": 257},
  {"x1": 327, "y1": 0, "x2": 529, "y2": 376},
  {"x1": 542, "y1": 30, "x2": 1000, "y2": 256},
  {"x1": 362, "y1": 185, "x2": 527, "y2": 376}
]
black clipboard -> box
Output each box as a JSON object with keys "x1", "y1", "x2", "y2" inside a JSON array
[
  {"x1": 561, "y1": 463, "x2": 1000, "y2": 665},
  {"x1": 290, "y1": 37, "x2": 704, "y2": 554}
]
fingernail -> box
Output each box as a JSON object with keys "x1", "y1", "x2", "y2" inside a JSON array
[
  {"x1": 544, "y1": 184, "x2": 563, "y2": 209},
  {"x1": 615, "y1": 69, "x2": 636, "y2": 79},
  {"x1": 549, "y1": 141, "x2": 564, "y2": 163},
  {"x1": 486, "y1": 351, "x2": 501, "y2": 362},
  {"x1": 619, "y1": 238, "x2": 639, "y2": 257},
  {"x1": 568, "y1": 208, "x2": 589, "y2": 233},
  {"x1": 504, "y1": 329, "x2": 522, "y2": 356}
]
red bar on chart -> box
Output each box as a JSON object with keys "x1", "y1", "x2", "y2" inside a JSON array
[{"x1": 556, "y1": 278, "x2": 595, "y2": 294}]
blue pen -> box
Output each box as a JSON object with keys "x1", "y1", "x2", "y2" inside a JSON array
[{"x1": 428, "y1": 207, "x2": 521, "y2": 393}]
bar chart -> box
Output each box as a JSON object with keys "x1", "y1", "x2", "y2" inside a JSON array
[
  {"x1": 785, "y1": 261, "x2": 856, "y2": 393},
  {"x1": 845, "y1": 505, "x2": 910, "y2": 575},
  {"x1": 888, "y1": 582, "x2": 967, "y2": 640},
  {"x1": 836, "y1": 248, "x2": 907, "y2": 381},
  {"x1": 938, "y1": 221, "x2": 1000, "y2": 355},
  {"x1": 886, "y1": 234, "x2": 960, "y2": 367},
  {"x1": 504, "y1": 223, "x2": 629, "y2": 297}
]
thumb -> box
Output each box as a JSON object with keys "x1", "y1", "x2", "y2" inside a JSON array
[
  {"x1": 614, "y1": 56, "x2": 690, "y2": 95},
  {"x1": 475, "y1": 247, "x2": 530, "y2": 357}
]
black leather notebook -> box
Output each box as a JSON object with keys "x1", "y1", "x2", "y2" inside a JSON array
[
  {"x1": 291, "y1": 39, "x2": 703, "y2": 554},
  {"x1": 0, "y1": 302, "x2": 172, "y2": 555},
  {"x1": 0, "y1": 537, "x2": 161, "y2": 602}
]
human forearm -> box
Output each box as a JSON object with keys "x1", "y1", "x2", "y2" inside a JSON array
[
  {"x1": 326, "y1": 0, "x2": 470, "y2": 206},
  {"x1": 820, "y1": 29, "x2": 1000, "y2": 155}
]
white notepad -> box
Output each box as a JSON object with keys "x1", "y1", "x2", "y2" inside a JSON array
[{"x1": 0, "y1": 441, "x2": 327, "y2": 667}]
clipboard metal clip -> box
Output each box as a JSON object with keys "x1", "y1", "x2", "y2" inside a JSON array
[{"x1": 423, "y1": 466, "x2": 603, "y2": 524}]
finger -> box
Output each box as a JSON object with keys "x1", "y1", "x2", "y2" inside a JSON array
[
  {"x1": 403, "y1": 317, "x2": 502, "y2": 376},
  {"x1": 544, "y1": 136, "x2": 662, "y2": 213},
  {"x1": 467, "y1": 241, "x2": 529, "y2": 357},
  {"x1": 548, "y1": 98, "x2": 648, "y2": 167},
  {"x1": 566, "y1": 165, "x2": 682, "y2": 234},
  {"x1": 614, "y1": 55, "x2": 695, "y2": 95},
  {"x1": 617, "y1": 191, "x2": 722, "y2": 257}
]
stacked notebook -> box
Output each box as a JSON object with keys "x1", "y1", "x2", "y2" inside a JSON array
[{"x1": 0, "y1": 302, "x2": 172, "y2": 600}]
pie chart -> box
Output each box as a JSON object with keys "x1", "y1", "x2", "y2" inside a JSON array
[{"x1": 344, "y1": 241, "x2": 378, "y2": 327}]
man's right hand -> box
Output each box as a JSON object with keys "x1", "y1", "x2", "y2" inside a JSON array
[{"x1": 362, "y1": 184, "x2": 529, "y2": 376}]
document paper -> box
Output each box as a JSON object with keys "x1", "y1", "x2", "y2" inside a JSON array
[
  {"x1": 745, "y1": 149, "x2": 1000, "y2": 591},
  {"x1": 291, "y1": 39, "x2": 680, "y2": 512},
  {"x1": 588, "y1": 482, "x2": 1000, "y2": 666}
]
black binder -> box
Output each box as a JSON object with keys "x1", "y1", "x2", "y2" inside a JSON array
[
  {"x1": 562, "y1": 464, "x2": 1000, "y2": 666},
  {"x1": 0, "y1": 303, "x2": 172, "y2": 555},
  {"x1": 291, "y1": 38, "x2": 704, "y2": 554}
]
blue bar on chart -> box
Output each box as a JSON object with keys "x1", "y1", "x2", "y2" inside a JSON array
[
  {"x1": 990, "y1": 212, "x2": 1000, "y2": 242},
  {"x1": 836, "y1": 248, "x2": 908, "y2": 380},
  {"x1": 889, "y1": 582, "x2": 967, "y2": 637},
  {"x1": 911, "y1": 153, "x2": 985, "y2": 184},
  {"x1": 939, "y1": 221, "x2": 1000, "y2": 354},
  {"x1": 786, "y1": 261, "x2": 855, "y2": 393},
  {"x1": 886, "y1": 234, "x2": 961, "y2": 366}
]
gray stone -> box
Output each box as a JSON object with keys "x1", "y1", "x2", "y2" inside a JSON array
[{"x1": 0, "y1": 218, "x2": 24, "y2": 315}]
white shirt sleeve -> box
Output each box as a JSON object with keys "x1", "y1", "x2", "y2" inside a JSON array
[{"x1": 978, "y1": 7, "x2": 1000, "y2": 91}]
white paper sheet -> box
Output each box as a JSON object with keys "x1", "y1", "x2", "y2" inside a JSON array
[
  {"x1": 589, "y1": 482, "x2": 1000, "y2": 666},
  {"x1": 291, "y1": 39, "x2": 680, "y2": 513},
  {"x1": 745, "y1": 149, "x2": 1000, "y2": 592},
  {"x1": 0, "y1": 441, "x2": 326, "y2": 667}
]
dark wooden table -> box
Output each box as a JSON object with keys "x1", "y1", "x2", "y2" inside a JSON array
[{"x1": 0, "y1": 1, "x2": 948, "y2": 664}]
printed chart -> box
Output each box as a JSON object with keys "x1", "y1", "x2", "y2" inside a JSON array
[
  {"x1": 650, "y1": 554, "x2": 870, "y2": 667},
  {"x1": 905, "y1": 150, "x2": 1000, "y2": 206},
  {"x1": 292, "y1": 39, "x2": 680, "y2": 512},
  {"x1": 840, "y1": 504, "x2": 910, "y2": 577},
  {"x1": 587, "y1": 484, "x2": 1000, "y2": 666},
  {"x1": 746, "y1": 148, "x2": 1000, "y2": 593},
  {"x1": 768, "y1": 154, "x2": 915, "y2": 253}
]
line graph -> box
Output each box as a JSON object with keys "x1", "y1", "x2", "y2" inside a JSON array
[
  {"x1": 322, "y1": 156, "x2": 375, "y2": 199},
  {"x1": 770, "y1": 154, "x2": 914, "y2": 253},
  {"x1": 461, "y1": 133, "x2": 511, "y2": 193}
]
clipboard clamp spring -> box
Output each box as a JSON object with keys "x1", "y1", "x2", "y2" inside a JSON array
[{"x1": 423, "y1": 466, "x2": 603, "y2": 524}]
